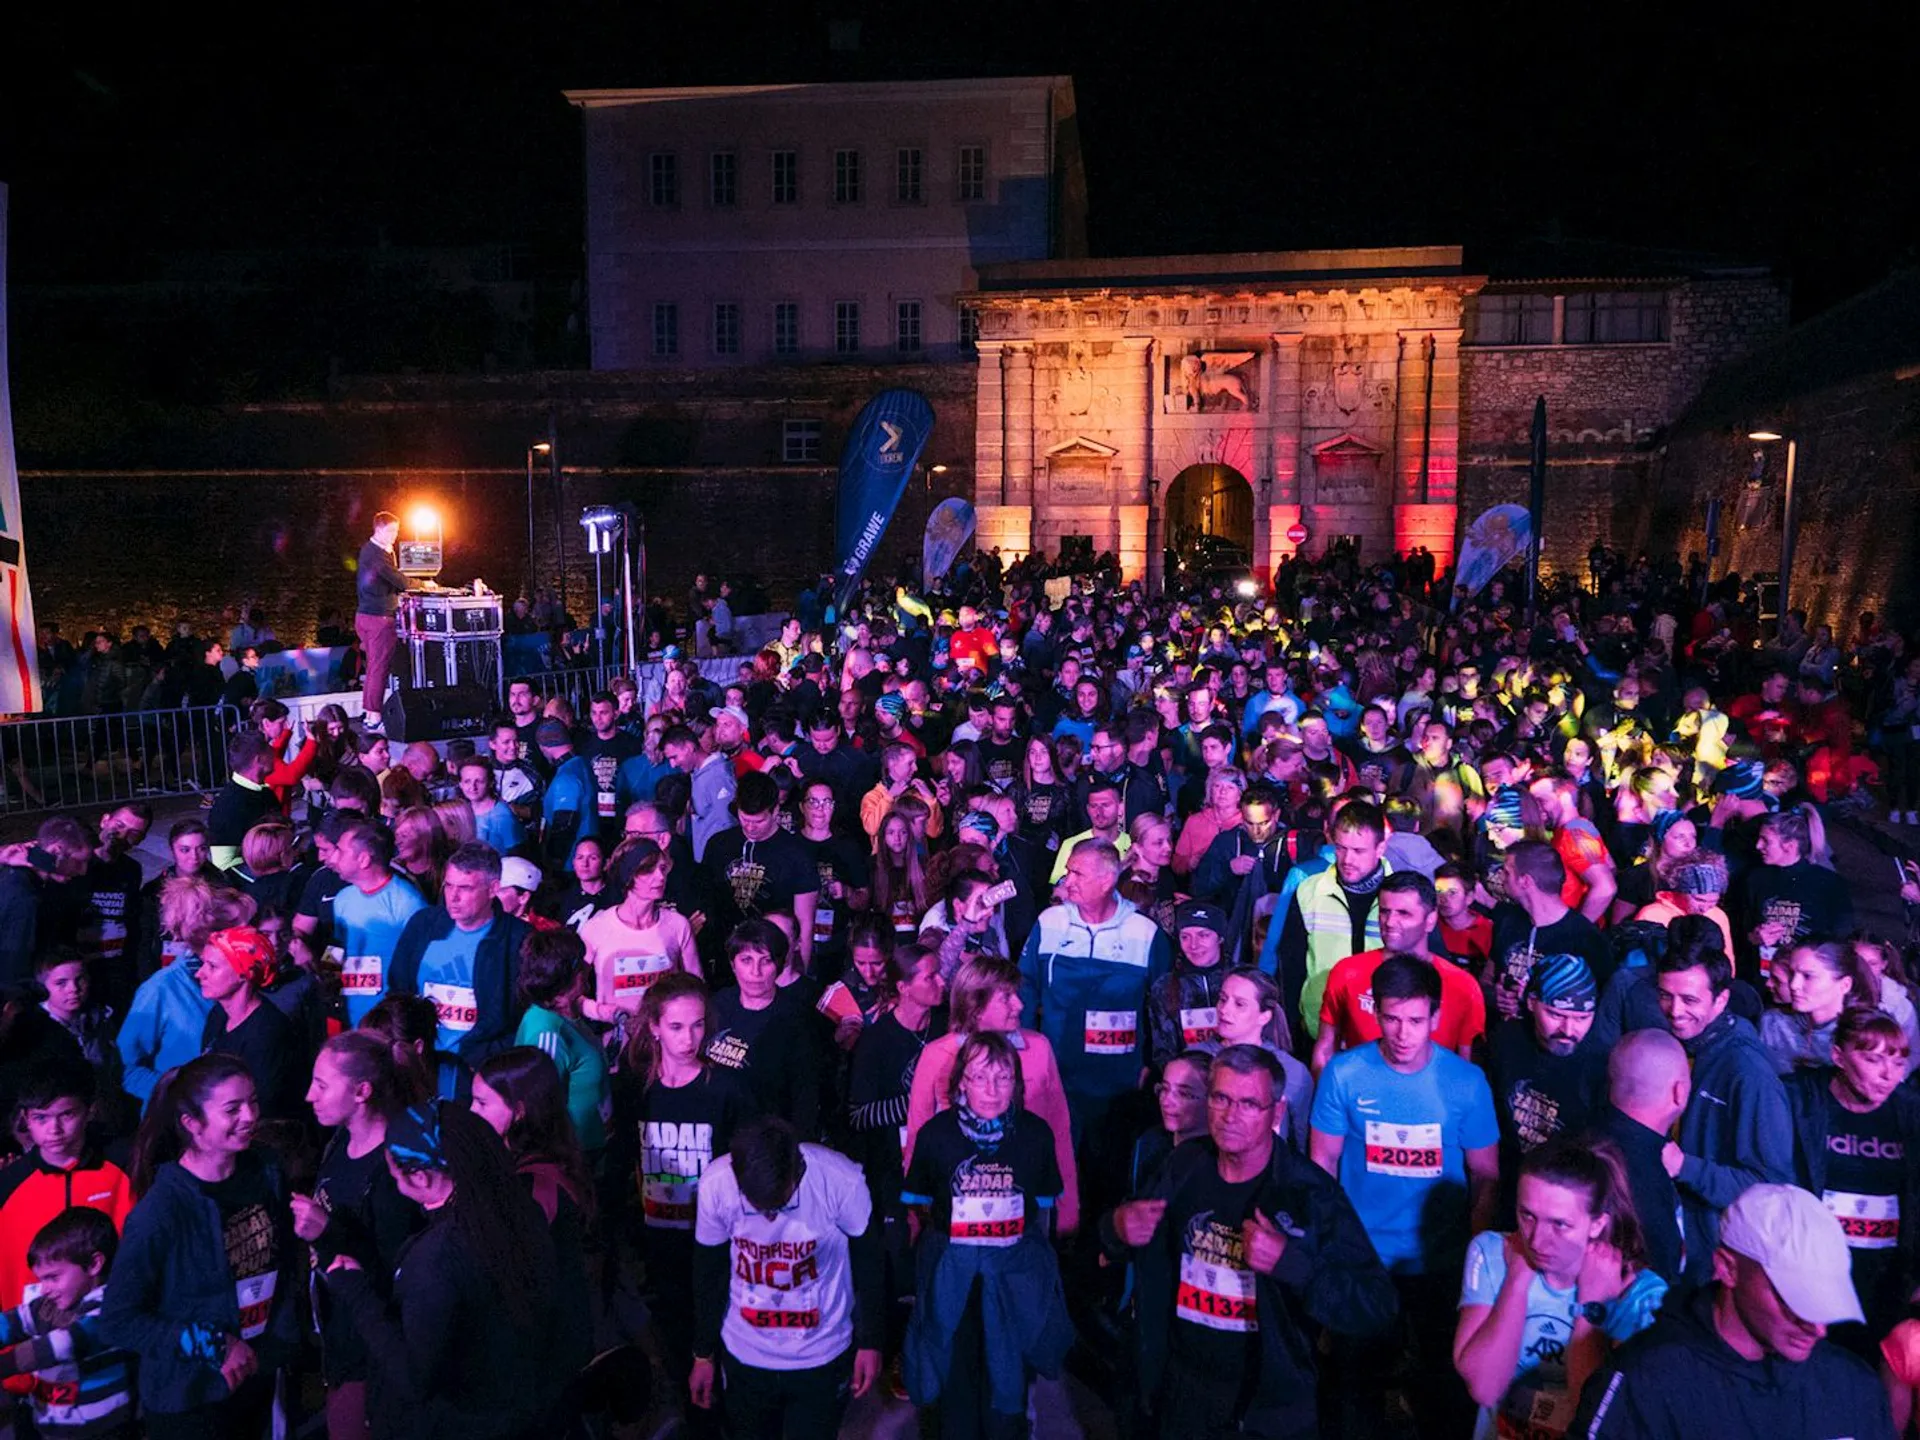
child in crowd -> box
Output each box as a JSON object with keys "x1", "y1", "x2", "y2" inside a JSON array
[
  {"x1": 0, "y1": 1059, "x2": 136, "y2": 1311},
  {"x1": 0, "y1": 1207, "x2": 134, "y2": 1438}
]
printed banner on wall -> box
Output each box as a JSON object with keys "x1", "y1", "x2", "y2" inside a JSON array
[
  {"x1": 921, "y1": 497, "x2": 976, "y2": 584},
  {"x1": 0, "y1": 187, "x2": 43, "y2": 713},
  {"x1": 833, "y1": 389, "x2": 935, "y2": 613}
]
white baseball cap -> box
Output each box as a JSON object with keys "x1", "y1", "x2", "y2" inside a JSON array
[
  {"x1": 1718, "y1": 1183, "x2": 1864, "y2": 1326},
  {"x1": 499, "y1": 857, "x2": 543, "y2": 895}
]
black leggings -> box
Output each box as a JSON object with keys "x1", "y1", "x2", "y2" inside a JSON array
[
  {"x1": 720, "y1": 1347, "x2": 854, "y2": 1440},
  {"x1": 1884, "y1": 732, "x2": 1920, "y2": 810}
]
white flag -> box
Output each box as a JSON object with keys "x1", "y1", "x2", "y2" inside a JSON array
[{"x1": 0, "y1": 185, "x2": 43, "y2": 713}]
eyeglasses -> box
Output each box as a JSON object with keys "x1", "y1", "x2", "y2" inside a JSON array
[
  {"x1": 1206, "y1": 1091, "x2": 1274, "y2": 1116},
  {"x1": 1154, "y1": 1083, "x2": 1205, "y2": 1103}
]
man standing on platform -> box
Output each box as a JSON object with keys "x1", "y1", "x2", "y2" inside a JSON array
[{"x1": 356, "y1": 510, "x2": 407, "y2": 728}]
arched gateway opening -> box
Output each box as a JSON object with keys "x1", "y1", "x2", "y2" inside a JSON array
[{"x1": 1163, "y1": 463, "x2": 1254, "y2": 592}]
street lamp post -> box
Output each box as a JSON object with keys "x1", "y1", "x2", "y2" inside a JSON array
[
  {"x1": 525, "y1": 441, "x2": 551, "y2": 601},
  {"x1": 1749, "y1": 430, "x2": 1798, "y2": 628}
]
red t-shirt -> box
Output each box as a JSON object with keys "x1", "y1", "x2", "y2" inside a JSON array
[
  {"x1": 1439, "y1": 914, "x2": 1494, "y2": 968},
  {"x1": 949, "y1": 628, "x2": 998, "y2": 676},
  {"x1": 1552, "y1": 819, "x2": 1611, "y2": 913},
  {"x1": 1319, "y1": 949, "x2": 1487, "y2": 1053}
]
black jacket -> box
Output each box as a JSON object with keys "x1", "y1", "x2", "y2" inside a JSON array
[
  {"x1": 1101, "y1": 1135, "x2": 1397, "y2": 1436},
  {"x1": 1674, "y1": 1012, "x2": 1793, "y2": 1283},
  {"x1": 1588, "y1": 1105, "x2": 1684, "y2": 1285},
  {"x1": 1571, "y1": 1287, "x2": 1894, "y2": 1438}
]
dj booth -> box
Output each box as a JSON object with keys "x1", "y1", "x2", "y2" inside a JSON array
[{"x1": 397, "y1": 588, "x2": 505, "y2": 694}]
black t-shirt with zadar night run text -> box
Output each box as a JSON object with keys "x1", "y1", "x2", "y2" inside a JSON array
[
  {"x1": 200, "y1": 1167, "x2": 281, "y2": 1345},
  {"x1": 902, "y1": 1107, "x2": 1060, "y2": 1250},
  {"x1": 702, "y1": 829, "x2": 818, "y2": 939},
  {"x1": 1162, "y1": 1163, "x2": 1264, "y2": 1384}
]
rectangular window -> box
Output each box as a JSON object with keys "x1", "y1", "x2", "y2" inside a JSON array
[
  {"x1": 772, "y1": 301, "x2": 800, "y2": 356},
  {"x1": 833, "y1": 148, "x2": 862, "y2": 204},
  {"x1": 651, "y1": 302, "x2": 679, "y2": 358},
  {"x1": 957, "y1": 144, "x2": 987, "y2": 201},
  {"x1": 712, "y1": 302, "x2": 741, "y2": 356},
  {"x1": 896, "y1": 300, "x2": 923, "y2": 354},
  {"x1": 834, "y1": 301, "x2": 861, "y2": 354},
  {"x1": 1467, "y1": 293, "x2": 1554, "y2": 345},
  {"x1": 649, "y1": 152, "x2": 679, "y2": 208},
  {"x1": 783, "y1": 419, "x2": 822, "y2": 464},
  {"x1": 1564, "y1": 291, "x2": 1668, "y2": 344},
  {"x1": 896, "y1": 147, "x2": 923, "y2": 203},
  {"x1": 771, "y1": 149, "x2": 798, "y2": 205},
  {"x1": 709, "y1": 152, "x2": 737, "y2": 207},
  {"x1": 957, "y1": 305, "x2": 980, "y2": 349}
]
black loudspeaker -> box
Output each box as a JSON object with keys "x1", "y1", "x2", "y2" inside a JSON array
[{"x1": 380, "y1": 684, "x2": 495, "y2": 743}]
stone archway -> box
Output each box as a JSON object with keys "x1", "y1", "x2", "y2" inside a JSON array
[{"x1": 1163, "y1": 463, "x2": 1254, "y2": 590}]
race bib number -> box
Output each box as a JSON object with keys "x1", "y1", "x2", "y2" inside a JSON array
[
  {"x1": 341, "y1": 955, "x2": 383, "y2": 996},
  {"x1": 1824, "y1": 1190, "x2": 1899, "y2": 1249},
  {"x1": 739, "y1": 1287, "x2": 821, "y2": 1330},
  {"x1": 950, "y1": 1193, "x2": 1024, "y2": 1247},
  {"x1": 1179, "y1": 1006, "x2": 1219, "y2": 1046},
  {"x1": 1176, "y1": 1253, "x2": 1257, "y2": 1332},
  {"x1": 423, "y1": 982, "x2": 478, "y2": 1034},
  {"x1": 1084, "y1": 1009, "x2": 1137, "y2": 1056},
  {"x1": 642, "y1": 1173, "x2": 697, "y2": 1230},
  {"x1": 236, "y1": 1272, "x2": 278, "y2": 1341},
  {"x1": 610, "y1": 953, "x2": 673, "y2": 996},
  {"x1": 1364, "y1": 1120, "x2": 1443, "y2": 1179}
]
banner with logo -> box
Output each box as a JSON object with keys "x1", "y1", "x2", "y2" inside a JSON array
[
  {"x1": 0, "y1": 188, "x2": 42, "y2": 713},
  {"x1": 833, "y1": 389, "x2": 935, "y2": 613},
  {"x1": 1452, "y1": 503, "x2": 1532, "y2": 605},
  {"x1": 921, "y1": 496, "x2": 976, "y2": 584}
]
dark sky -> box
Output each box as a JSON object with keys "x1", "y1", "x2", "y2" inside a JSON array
[{"x1": 3, "y1": 1, "x2": 1914, "y2": 316}]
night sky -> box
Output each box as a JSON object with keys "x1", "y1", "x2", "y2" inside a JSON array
[{"x1": 2, "y1": 1, "x2": 1914, "y2": 317}]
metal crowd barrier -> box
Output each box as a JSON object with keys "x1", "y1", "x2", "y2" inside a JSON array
[{"x1": 0, "y1": 705, "x2": 233, "y2": 817}]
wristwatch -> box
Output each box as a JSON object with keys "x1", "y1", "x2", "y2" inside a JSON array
[{"x1": 1579, "y1": 1300, "x2": 1610, "y2": 1326}]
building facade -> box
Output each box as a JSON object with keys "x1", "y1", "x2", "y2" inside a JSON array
[
  {"x1": 565, "y1": 77, "x2": 1086, "y2": 371},
  {"x1": 964, "y1": 249, "x2": 1477, "y2": 591},
  {"x1": 965, "y1": 248, "x2": 1790, "y2": 592}
]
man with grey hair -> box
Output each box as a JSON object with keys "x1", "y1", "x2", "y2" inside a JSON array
[
  {"x1": 1018, "y1": 838, "x2": 1170, "y2": 1150},
  {"x1": 1589, "y1": 1026, "x2": 1692, "y2": 1284},
  {"x1": 389, "y1": 841, "x2": 529, "y2": 1064}
]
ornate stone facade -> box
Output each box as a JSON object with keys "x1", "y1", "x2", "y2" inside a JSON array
[{"x1": 964, "y1": 248, "x2": 1477, "y2": 591}]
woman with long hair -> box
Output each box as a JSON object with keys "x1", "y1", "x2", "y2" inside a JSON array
[
  {"x1": 392, "y1": 806, "x2": 450, "y2": 905},
  {"x1": 471, "y1": 1048, "x2": 597, "y2": 1387},
  {"x1": 1013, "y1": 735, "x2": 1072, "y2": 856},
  {"x1": 1121, "y1": 811, "x2": 1179, "y2": 933},
  {"x1": 1608, "y1": 809, "x2": 1697, "y2": 921},
  {"x1": 904, "y1": 957, "x2": 1078, "y2": 1234},
  {"x1": 1761, "y1": 939, "x2": 1880, "y2": 1074},
  {"x1": 432, "y1": 795, "x2": 478, "y2": 849},
  {"x1": 612, "y1": 972, "x2": 754, "y2": 1434},
  {"x1": 1454, "y1": 1138, "x2": 1664, "y2": 1439},
  {"x1": 325, "y1": 1102, "x2": 564, "y2": 1439},
  {"x1": 1852, "y1": 932, "x2": 1920, "y2": 1069},
  {"x1": 577, "y1": 838, "x2": 700, "y2": 1039},
  {"x1": 901, "y1": 1031, "x2": 1073, "y2": 1438},
  {"x1": 1210, "y1": 965, "x2": 1313, "y2": 1150},
  {"x1": 104, "y1": 1055, "x2": 299, "y2": 1439},
  {"x1": 296, "y1": 1033, "x2": 423, "y2": 1440},
  {"x1": 510, "y1": 928, "x2": 610, "y2": 1153},
  {"x1": 872, "y1": 811, "x2": 931, "y2": 941}
]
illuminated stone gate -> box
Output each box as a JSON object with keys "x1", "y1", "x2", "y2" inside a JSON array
[{"x1": 964, "y1": 247, "x2": 1480, "y2": 591}]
